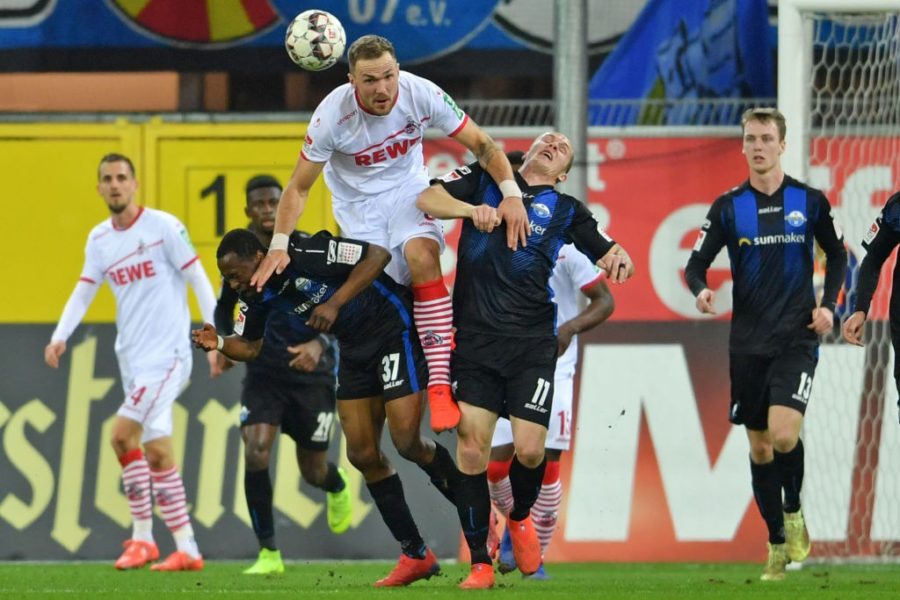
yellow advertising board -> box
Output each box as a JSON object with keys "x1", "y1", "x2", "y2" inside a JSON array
[{"x1": 0, "y1": 119, "x2": 334, "y2": 323}]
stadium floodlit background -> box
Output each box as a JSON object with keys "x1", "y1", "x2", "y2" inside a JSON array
[{"x1": 2, "y1": 0, "x2": 900, "y2": 595}]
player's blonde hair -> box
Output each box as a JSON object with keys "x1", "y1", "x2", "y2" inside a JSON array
[
  {"x1": 741, "y1": 107, "x2": 787, "y2": 142},
  {"x1": 348, "y1": 35, "x2": 396, "y2": 71}
]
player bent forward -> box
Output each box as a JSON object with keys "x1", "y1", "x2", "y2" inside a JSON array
[{"x1": 193, "y1": 229, "x2": 460, "y2": 587}]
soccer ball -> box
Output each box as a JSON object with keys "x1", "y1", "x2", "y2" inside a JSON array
[{"x1": 285, "y1": 10, "x2": 346, "y2": 71}]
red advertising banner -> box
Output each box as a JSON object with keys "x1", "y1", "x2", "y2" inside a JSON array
[
  {"x1": 425, "y1": 136, "x2": 747, "y2": 321},
  {"x1": 425, "y1": 135, "x2": 900, "y2": 321}
]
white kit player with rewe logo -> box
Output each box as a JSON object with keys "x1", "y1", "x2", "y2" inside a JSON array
[
  {"x1": 252, "y1": 34, "x2": 529, "y2": 435},
  {"x1": 76, "y1": 206, "x2": 207, "y2": 430},
  {"x1": 301, "y1": 68, "x2": 465, "y2": 283},
  {"x1": 45, "y1": 154, "x2": 218, "y2": 572}
]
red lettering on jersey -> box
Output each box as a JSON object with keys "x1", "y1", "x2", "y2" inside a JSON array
[
  {"x1": 385, "y1": 139, "x2": 411, "y2": 159},
  {"x1": 354, "y1": 138, "x2": 418, "y2": 167},
  {"x1": 111, "y1": 260, "x2": 156, "y2": 286}
]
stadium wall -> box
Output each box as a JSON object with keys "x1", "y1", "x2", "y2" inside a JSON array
[{"x1": 2, "y1": 122, "x2": 898, "y2": 561}]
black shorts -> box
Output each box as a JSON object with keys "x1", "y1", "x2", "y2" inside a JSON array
[
  {"x1": 240, "y1": 372, "x2": 337, "y2": 451},
  {"x1": 452, "y1": 332, "x2": 558, "y2": 427},
  {"x1": 336, "y1": 329, "x2": 428, "y2": 401},
  {"x1": 729, "y1": 342, "x2": 818, "y2": 431}
]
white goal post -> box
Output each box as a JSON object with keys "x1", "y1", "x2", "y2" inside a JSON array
[{"x1": 779, "y1": 0, "x2": 900, "y2": 562}]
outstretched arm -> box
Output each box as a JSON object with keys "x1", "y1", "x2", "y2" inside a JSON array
[
  {"x1": 191, "y1": 323, "x2": 263, "y2": 362},
  {"x1": 416, "y1": 184, "x2": 501, "y2": 232},
  {"x1": 454, "y1": 120, "x2": 529, "y2": 248},
  {"x1": 252, "y1": 157, "x2": 325, "y2": 291}
]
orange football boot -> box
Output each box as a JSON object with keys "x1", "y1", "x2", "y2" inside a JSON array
[
  {"x1": 507, "y1": 515, "x2": 541, "y2": 575},
  {"x1": 428, "y1": 384, "x2": 460, "y2": 432},
  {"x1": 114, "y1": 539, "x2": 159, "y2": 570},
  {"x1": 459, "y1": 563, "x2": 495, "y2": 590},
  {"x1": 150, "y1": 551, "x2": 204, "y2": 571},
  {"x1": 374, "y1": 548, "x2": 440, "y2": 587}
]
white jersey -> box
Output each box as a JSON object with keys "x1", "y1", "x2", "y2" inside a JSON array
[
  {"x1": 301, "y1": 70, "x2": 468, "y2": 204},
  {"x1": 79, "y1": 207, "x2": 199, "y2": 373},
  {"x1": 551, "y1": 244, "x2": 605, "y2": 377}
]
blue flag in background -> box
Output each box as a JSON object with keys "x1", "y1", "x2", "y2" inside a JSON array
[{"x1": 588, "y1": 0, "x2": 773, "y2": 125}]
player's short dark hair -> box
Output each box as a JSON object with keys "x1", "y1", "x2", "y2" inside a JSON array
[
  {"x1": 741, "y1": 107, "x2": 787, "y2": 141},
  {"x1": 349, "y1": 35, "x2": 396, "y2": 71},
  {"x1": 217, "y1": 228, "x2": 266, "y2": 260},
  {"x1": 245, "y1": 175, "x2": 281, "y2": 204},
  {"x1": 506, "y1": 150, "x2": 525, "y2": 169},
  {"x1": 98, "y1": 153, "x2": 136, "y2": 179}
]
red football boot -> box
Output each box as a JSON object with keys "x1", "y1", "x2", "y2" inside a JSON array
[
  {"x1": 374, "y1": 548, "x2": 440, "y2": 587},
  {"x1": 507, "y1": 515, "x2": 541, "y2": 575},
  {"x1": 150, "y1": 551, "x2": 204, "y2": 571},
  {"x1": 114, "y1": 539, "x2": 159, "y2": 570},
  {"x1": 428, "y1": 384, "x2": 460, "y2": 432},
  {"x1": 459, "y1": 563, "x2": 495, "y2": 590}
]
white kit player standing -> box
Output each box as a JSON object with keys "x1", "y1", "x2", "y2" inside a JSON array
[
  {"x1": 44, "y1": 153, "x2": 220, "y2": 572},
  {"x1": 488, "y1": 243, "x2": 614, "y2": 576},
  {"x1": 251, "y1": 34, "x2": 529, "y2": 433}
]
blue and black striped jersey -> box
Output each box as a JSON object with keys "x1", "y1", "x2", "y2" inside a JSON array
[
  {"x1": 216, "y1": 281, "x2": 336, "y2": 385},
  {"x1": 234, "y1": 231, "x2": 416, "y2": 347},
  {"x1": 434, "y1": 162, "x2": 616, "y2": 338},
  {"x1": 854, "y1": 191, "x2": 900, "y2": 330},
  {"x1": 685, "y1": 176, "x2": 847, "y2": 354}
]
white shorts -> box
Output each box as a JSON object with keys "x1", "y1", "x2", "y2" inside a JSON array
[
  {"x1": 332, "y1": 185, "x2": 444, "y2": 285},
  {"x1": 117, "y1": 356, "x2": 190, "y2": 443},
  {"x1": 492, "y1": 371, "x2": 574, "y2": 451}
]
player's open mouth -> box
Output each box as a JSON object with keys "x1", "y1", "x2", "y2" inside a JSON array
[{"x1": 541, "y1": 151, "x2": 553, "y2": 160}]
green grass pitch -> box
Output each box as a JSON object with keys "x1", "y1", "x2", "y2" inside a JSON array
[{"x1": 0, "y1": 562, "x2": 898, "y2": 599}]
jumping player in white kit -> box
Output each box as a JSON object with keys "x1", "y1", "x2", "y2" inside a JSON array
[
  {"x1": 44, "y1": 153, "x2": 220, "y2": 571},
  {"x1": 251, "y1": 34, "x2": 529, "y2": 433}
]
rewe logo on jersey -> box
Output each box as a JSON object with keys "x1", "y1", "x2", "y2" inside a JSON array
[
  {"x1": 354, "y1": 137, "x2": 419, "y2": 166},
  {"x1": 108, "y1": 261, "x2": 156, "y2": 286}
]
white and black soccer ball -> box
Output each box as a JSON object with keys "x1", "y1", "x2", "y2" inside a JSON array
[{"x1": 285, "y1": 9, "x2": 346, "y2": 71}]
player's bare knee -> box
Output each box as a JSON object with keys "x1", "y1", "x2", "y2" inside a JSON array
[
  {"x1": 346, "y1": 445, "x2": 381, "y2": 473},
  {"x1": 749, "y1": 440, "x2": 773, "y2": 463},
  {"x1": 244, "y1": 442, "x2": 271, "y2": 471},
  {"x1": 110, "y1": 430, "x2": 136, "y2": 457},
  {"x1": 404, "y1": 239, "x2": 441, "y2": 282},
  {"x1": 515, "y1": 447, "x2": 545, "y2": 468},
  {"x1": 457, "y1": 443, "x2": 489, "y2": 473},
  {"x1": 771, "y1": 431, "x2": 799, "y2": 454},
  {"x1": 395, "y1": 436, "x2": 429, "y2": 463},
  {"x1": 143, "y1": 445, "x2": 171, "y2": 471}
]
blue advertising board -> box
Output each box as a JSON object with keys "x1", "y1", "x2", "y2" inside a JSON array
[{"x1": 0, "y1": 0, "x2": 504, "y2": 63}]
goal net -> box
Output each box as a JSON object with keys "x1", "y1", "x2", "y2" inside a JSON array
[{"x1": 782, "y1": 1, "x2": 900, "y2": 561}]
